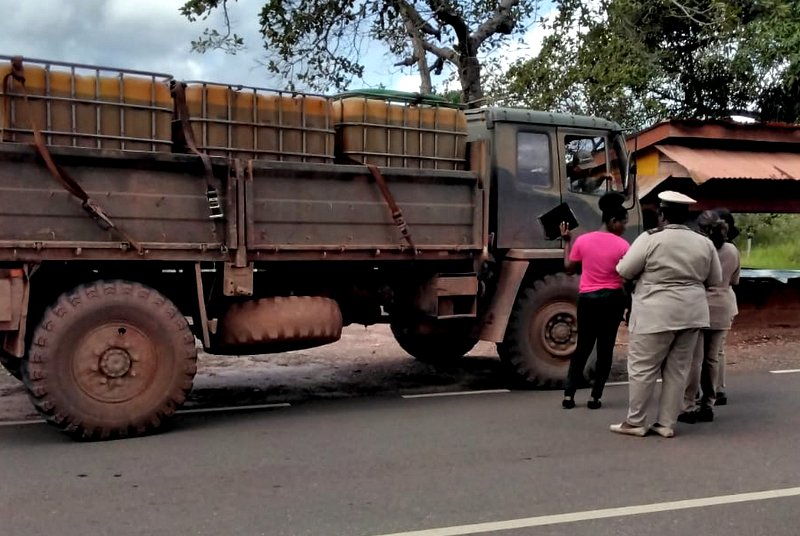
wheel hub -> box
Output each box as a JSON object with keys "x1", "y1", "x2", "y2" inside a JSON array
[
  {"x1": 72, "y1": 322, "x2": 158, "y2": 404},
  {"x1": 548, "y1": 316, "x2": 573, "y2": 344},
  {"x1": 533, "y1": 302, "x2": 577, "y2": 358},
  {"x1": 99, "y1": 348, "x2": 132, "y2": 378}
]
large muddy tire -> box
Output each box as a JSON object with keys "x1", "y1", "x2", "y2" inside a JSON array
[
  {"x1": 390, "y1": 319, "x2": 478, "y2": 363},
  {"x1": 23, "y1": 281, "x2": 197, "y2": 440},
  {"x1": 0, "y1": 350, "x2": 22, "y2": 381},
  {"x1": 219, "y1": 296, "x2": 342, "y2": 353},
  {"x1": 498, "y1": 273, "x2": 579, "y2": 388}
]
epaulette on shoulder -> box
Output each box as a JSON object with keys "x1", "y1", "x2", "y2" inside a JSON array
[{"x1": 646, "y1": 227, "x2": 663, "y2": 235}]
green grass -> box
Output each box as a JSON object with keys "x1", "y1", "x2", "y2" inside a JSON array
[{"x1": 740, "y1": 243, "x2": 800, "y2": 269}]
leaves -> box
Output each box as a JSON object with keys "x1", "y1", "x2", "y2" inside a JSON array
[
  {"x1": 498, "y1": 0, "x2": 800, "y2": 129},
  {"x1": 190, "y1": 28, "x2": 245, "y2": 54},
  {"x1": 182, "y1": 0, "x2": 541, "y2": 104}
]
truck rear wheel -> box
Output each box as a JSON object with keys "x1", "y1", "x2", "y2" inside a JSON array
[
  {"x1": 23, "y1": 280, "x2": 197, "y2": 440},
  {"x1": 390, "y1": 318, "x2": 478, "y2": 363},
  {"x1": 498, "y1": 273, "x2": 579, "y2": 388}
]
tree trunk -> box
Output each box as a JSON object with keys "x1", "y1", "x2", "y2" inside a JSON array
[
  {"x1": 412, "y1": 37, "x2": 433, "y2": 93},
  {"x1": 459, "y1": 51, "x2": 484, "y2": 108},
  {"x1": 417, "y1": 60, "x2": 432, "y2": 93}
]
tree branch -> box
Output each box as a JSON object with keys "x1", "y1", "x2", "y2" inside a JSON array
[
  {"x1": 472, "y1": 0, "x2": 521, "y2": 46},
  {"x1": 667, "y1": 0, "x2": 714, "y2": 26},
  {"x1": 430, "y1": 56, "x2": 445, "y2": 75},
  {"x1": 395, "y1": 55, "x2": 419, "y2": 67},
  {"x1": 388, "y1": 0, "x2": 440, "y2": 38},
  {"x1": 426, "y1": 0, "x2": 469, "y2": 44},
  {"x1": 220, "y1": 0, "x2": 233, "y2": 39},
  {"x1": 420, "y1": 39, "x2": 458, "y2": 62}
]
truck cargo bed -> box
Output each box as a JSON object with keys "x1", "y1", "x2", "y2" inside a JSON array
[{"x1": 0, "y1": 143, "x2": 484, "y2": 262}]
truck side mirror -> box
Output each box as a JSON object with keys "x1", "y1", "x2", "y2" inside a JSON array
[{"x1": 622, "y1": 161, "x2": 637, "y2": 209}]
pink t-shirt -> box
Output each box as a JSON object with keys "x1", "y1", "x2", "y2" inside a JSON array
[{"x1": 569, "y1": 231, "x2": 630, "y2": 293}]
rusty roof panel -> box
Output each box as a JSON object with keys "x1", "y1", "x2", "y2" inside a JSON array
[
  {"x1": 656, "y1": 145, "x2": 800, "y2": 184},
  {"x1": 628, "y1": 119, "x2": 800, "y2": 152}
]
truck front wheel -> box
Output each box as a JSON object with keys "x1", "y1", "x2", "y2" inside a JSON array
[
  {"x1": 498, "y1": 273, "x2": 579, "y2": 388},
  {"x1": 390, "y1": 318, "x2": 478, "y2": 363},
  {"x1": 23, "y1": 280, "x2": 197, "y2": 440}
]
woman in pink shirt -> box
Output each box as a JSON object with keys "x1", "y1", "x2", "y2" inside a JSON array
[{"x1": 560, "y1": 192, "x2": 630, "y2": 409}]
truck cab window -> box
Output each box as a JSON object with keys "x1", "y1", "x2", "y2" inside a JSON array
[
  {"x1": 517, "y1": 132, "x2": 551, "y2": 188},
  {"x1": 565, "y1": 135, "x2": 624, "y2": 195}
]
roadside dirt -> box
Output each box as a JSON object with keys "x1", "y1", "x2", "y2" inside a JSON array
[{"x1": 2, "y1": 323, "x2": 799, "y2": 422}]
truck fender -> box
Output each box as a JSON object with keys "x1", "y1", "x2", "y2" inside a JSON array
[{"x1": 478, "y1": 260, "x2": 529, "y2": 343}]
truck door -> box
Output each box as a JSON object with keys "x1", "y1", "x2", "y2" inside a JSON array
[
  {"x1": 557, "y1": 128, "x2": 641, "y2": 241},
  {"x1": 493, "y1": 122, "x2": 562, "y2": 249}
]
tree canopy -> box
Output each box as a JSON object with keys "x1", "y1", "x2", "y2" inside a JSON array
[
  {"x1": 497, "y1": 0, "x2": 800, "y2": 129},
  {"x1": 182, "y1": 0, "x2": 542, "y2": 105}
]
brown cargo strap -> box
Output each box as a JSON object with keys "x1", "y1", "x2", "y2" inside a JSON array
[
  {"x1": 3, "y1": 57, "x2": 144, "y2": 254},
  {"x1": 170, "y1": 80, "x2": 223, "y2": 219},
  {"x1": 365, "y1": 164, "x2": 416, "y2": 252}
]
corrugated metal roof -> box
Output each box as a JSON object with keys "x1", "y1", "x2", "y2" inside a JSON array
[
  {"x1": 740, "y1": 269, "x2": 800, "y2": 283},
  {"x1": 629, "y1": 119, "x2": 800, "y2": 150},
  {"x1": 656, "y1": 145, "x2": 800, "y2": 183}
]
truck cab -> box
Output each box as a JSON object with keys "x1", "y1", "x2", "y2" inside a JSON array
[
  {"x1": 467, "y1": 108, "x2": 641, "y2": 386},
  {"x1": 467, "y1": 108, "x2": 639, "y2": 249}
]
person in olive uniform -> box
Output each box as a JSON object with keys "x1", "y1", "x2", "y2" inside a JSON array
[
  {"x1": 611, "y1": 191, "x2": 722, "y2": 438},
  {"x1": 680, "y1": 211, "x2": 740, "y2": 423},
  {"x1": 713, "y1": 208, "x2": 740, "y2": 406}
]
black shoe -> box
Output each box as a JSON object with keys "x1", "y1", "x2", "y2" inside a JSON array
[
  {"x1": 677, "y1": 411, "x2": 697, "y2": 424},
  {"x1": 587, "y1": 398, "x2": 602, "y2": 410},
  {"x1": 716, "y1": 392, "x2": 727, "y2": 406},
  {"x1": 562, "y1": 397, "x2": 575, "y2": 409},
  {"x1": 696, "y1": 407, "x2": 714, "y2": 422}
]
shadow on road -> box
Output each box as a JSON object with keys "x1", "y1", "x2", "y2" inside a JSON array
[{"x1": 188, "y1": 354, "x2": 513, "y2": 409}]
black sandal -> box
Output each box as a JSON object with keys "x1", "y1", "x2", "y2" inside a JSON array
[{"x1": 587, "y1": 398, "x2": 602, "y2": 410}]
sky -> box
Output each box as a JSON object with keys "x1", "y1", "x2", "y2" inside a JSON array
[{"x1": 0, "y1": 0, "x2": 550, "y2": 94}]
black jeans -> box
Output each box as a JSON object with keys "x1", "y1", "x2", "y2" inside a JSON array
[{"x1": 564, "y1": 289, "x2": 626, "y2": 399}]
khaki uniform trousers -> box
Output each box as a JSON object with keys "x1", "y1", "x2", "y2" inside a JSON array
[
  {"x1": 717, "y1": 331, "x2": 729, "y2": 391},
  {"x1": 683, "y1": 329, "x2": 727, "y2": 412},
  {"x1": 627, "y1": 328, "x2": 699, "y2": 429}
]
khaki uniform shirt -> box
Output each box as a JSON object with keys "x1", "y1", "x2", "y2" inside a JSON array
[
  {"x1": 617, "y1": 224, "x2": 722, "y2": 334},
  {"x1": 707, "y1": 242, "x2": 740, "y2": 330}
]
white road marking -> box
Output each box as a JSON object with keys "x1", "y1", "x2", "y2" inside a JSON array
[
  {"x1": 0, "y1": 402, "x2": 291, "y2": 427},
  {"x1": 0, "y1": 419, "x2": 43, "y2": 427},
  {"x1": 177, "y1": 402, "x2": 291, "y2": 415},
  {"x1": 606, "y1": 378, "x2": 661, "y2": 387},
  {"x1": 370, "y1": 486, "x2": 800, "y2": 536},
  {"x1": 402, "y1": 389, "x2": 511, "y2": 399},
  {"x1": 770, "y1": 369, "x2": 800, "y2": 374}
]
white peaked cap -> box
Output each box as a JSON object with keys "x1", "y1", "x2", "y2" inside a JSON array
[{"x1": 658, "y1": 190, "x2": 696, "y2": 206}]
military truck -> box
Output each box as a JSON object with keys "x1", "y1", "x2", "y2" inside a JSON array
[{"x1": 0, "y1": 56, "x2": 639, "y2": 439}]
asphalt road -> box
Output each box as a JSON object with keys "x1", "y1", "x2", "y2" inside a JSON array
[{"x1": 1, "y1": 370, "x2": 800, "y2": 536}]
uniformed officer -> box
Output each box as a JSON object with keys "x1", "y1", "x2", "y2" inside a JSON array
[
  {"x1": 610, "y1": 191, "x2": 722, "y2": 438},
  {"x1": 713, "y1": 208, "x2": 740, "y2": 406},
  {"x1": 679, "y1": 210, "x2": 740, "y2": 423}
]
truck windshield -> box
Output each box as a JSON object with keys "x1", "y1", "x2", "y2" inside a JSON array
[{"x1": 565, "y1": 134, "x2": 627, "y2": 195}]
